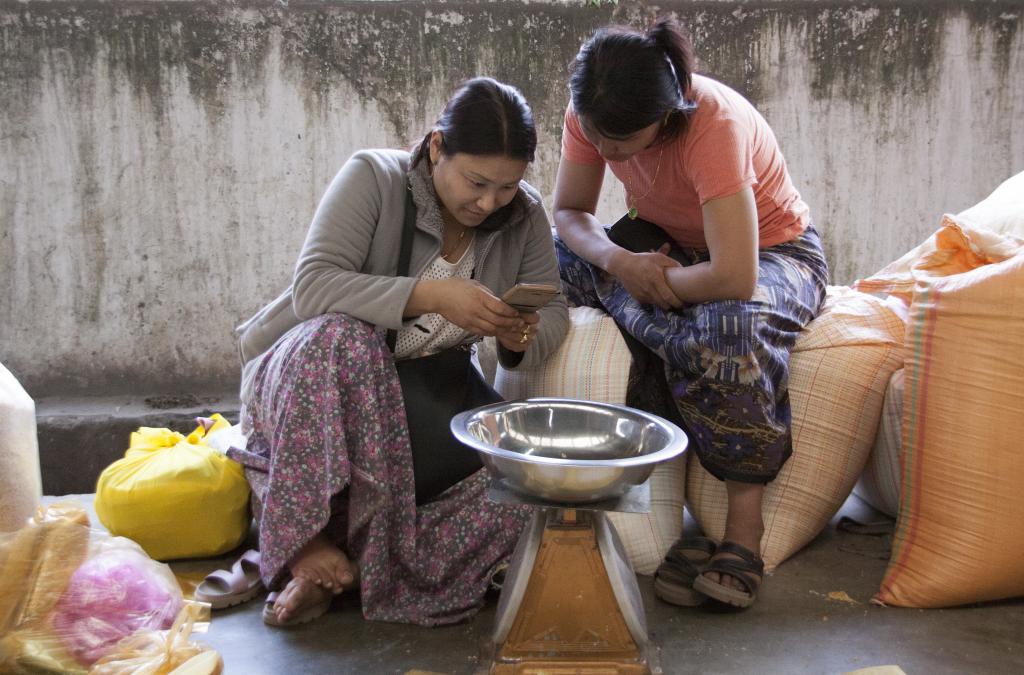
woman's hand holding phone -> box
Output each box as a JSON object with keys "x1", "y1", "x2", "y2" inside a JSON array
[
  {"x1": 409, "y1": 279, "x2": 553, "y2": 349},
  {"x1": 425, "y1": 278, "x2": 523, "y2": 337},
  {"x1": 496, "y1": 310, "x2": 540, "y2": 352},
  {"x1": 495, "y1": 282, "x2": 557, "y2": 352}
]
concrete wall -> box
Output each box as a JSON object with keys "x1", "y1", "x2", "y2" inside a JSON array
[{"x1": 2, "y1": 0, "x2": 1022, "y2": 397}]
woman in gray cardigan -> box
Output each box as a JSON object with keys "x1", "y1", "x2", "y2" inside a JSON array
[{"x1": 231, "y1": 78, "x2": 568, "y2": 627}]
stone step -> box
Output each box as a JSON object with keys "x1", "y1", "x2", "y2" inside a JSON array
[{"x1": 36, "y1": 393, "x2": 241, "y2": 495}]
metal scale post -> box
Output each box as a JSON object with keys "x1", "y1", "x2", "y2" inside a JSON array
[{"x1": 484, "y1": 481, "x2": 659, "y2": 675}]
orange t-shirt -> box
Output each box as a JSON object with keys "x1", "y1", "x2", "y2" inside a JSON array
[{"x1": 562, "y1": 74, "x2": 809, "y2": 249}]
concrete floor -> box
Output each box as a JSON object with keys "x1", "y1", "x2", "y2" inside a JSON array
[{"x1": 50, "y1": 494, "x2": 1023, "y2": 675}]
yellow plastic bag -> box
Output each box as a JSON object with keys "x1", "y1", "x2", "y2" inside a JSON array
[{"x1": 95, "y1": 414, "x2": 250, "y2": 561}]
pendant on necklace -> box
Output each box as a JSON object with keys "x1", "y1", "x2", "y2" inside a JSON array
[{"x1": 628, "y1": 206, "x2": 638, "y2": 220}]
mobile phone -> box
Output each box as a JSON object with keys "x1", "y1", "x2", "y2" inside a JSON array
[{"x1": 501, "y1": 283, "x2": 559, "y2": 313}]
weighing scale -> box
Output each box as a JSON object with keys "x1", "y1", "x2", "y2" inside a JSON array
[{"x1": 451, "y1": 398, "x2": 688, "y2": 675}]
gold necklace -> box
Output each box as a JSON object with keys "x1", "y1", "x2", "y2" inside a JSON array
[
  {"x1": 441, "y1": 222, "x2": 471, "y2": 261},
  {"x1": 625, "y1": 144, "x2": 666, "y2": 220}
]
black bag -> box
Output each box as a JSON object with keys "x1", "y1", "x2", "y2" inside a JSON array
[
  {"x1": 388, "y1": 186, "x2": 502, "y2": 504},
  {"x1": 607, "y1": 213, "x2": 688, "y2": 265},
  {"x1": 395, "y1": 348, "x2": 502, "y2": 504}
]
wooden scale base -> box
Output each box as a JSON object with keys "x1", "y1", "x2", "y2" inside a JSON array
[{"x1": 484, "y1": 482, "x2": 659, "y2": 675}]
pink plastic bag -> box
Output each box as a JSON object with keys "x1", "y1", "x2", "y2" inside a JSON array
[{"x1": 52, "y1": 548, "x2": 183, "y2": 665}]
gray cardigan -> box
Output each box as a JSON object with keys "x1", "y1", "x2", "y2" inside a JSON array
[{"x1": 237, "y1": 148, "x2": 569, "y2": 382}]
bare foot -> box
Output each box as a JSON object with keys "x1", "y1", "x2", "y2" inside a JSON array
[
  {"x1": 288, "y1": 533, "x2": 360, "y2": 594},
  {"x1": 273, "y1": 576, "x2": 333, "y2": 624}
]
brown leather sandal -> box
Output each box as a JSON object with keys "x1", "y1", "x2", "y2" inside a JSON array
[
  {"x1": 653, "y1": 536, "x2": 717, "y2": 607},
  {"x1": 691, "y1": 540, "x2": 764, "y2": 609}
]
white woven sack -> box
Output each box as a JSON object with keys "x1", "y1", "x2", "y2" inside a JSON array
[
  {"x1": 854, "y1": 368, "x2": 904, "y2": 517},
  {"x1": 0, "y1": 363, "x2": 43, "y2": 532}
]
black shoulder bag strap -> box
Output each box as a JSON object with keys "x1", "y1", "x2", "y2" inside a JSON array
[
  {"x1": 383, "y1": 182, "x2": 500, "y2": 504},
  {"x1": 385, "y1": 184, "x2": 417, "y2": 352}
]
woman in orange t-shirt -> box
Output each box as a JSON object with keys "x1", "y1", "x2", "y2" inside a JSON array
[{"x1": 553, "y1": 17, "x2": 829, "y2": 610}]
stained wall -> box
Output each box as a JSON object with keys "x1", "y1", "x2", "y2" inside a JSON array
[{"x1": 2, "y1": 1, "x2": 1021, "y2": 395}]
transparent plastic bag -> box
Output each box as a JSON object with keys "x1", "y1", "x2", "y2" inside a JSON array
[
  {"x1": 53, "y1": 546, "x2": 183, "y2": 664},
  {"x1": 88, "y1": 603, "x2": 220, "y2": 675},
  {"x1": 0, "y1": 503, "x2": 189, "y2": 673}
]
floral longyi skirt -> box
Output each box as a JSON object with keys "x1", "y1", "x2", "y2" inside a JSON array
[{"x1": 229, "y1": 313, "x2": 529, "y2": 626}]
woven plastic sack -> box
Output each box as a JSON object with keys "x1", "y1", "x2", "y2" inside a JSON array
[
  {"x1": 871, "y1": 220, "x2": 1024, "y2": 607},
  {"x1": 95, "y1": 414, "x2": 250, "y2": 561},
  {"x1": 687, "y1": 286, "x2": 905, "y2": 572},
  {"x1": 853, "y1": 368, "x2": 904, "y2": 518},
  {"x1": 0, "y1": 362, "x2": 42, "y2": 532}
]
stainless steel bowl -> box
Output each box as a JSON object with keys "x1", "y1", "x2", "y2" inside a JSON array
[{"x1": 450, "y1": 398, "x2": 688, "y2": 503}]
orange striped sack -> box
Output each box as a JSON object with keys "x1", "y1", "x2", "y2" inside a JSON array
[
  {"x1": 854, "y1": 215, "x2": 1022, "y2": 304},
  {"x1": 875, "y1": 227, "x2": 1024, "y2": 608}
]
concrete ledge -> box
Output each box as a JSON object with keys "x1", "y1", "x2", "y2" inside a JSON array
[{"x1": 36, "y1": 394, "x2": 241, "y2": 495}]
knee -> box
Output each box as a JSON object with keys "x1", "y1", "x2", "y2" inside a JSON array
[
  {"x1": 694, "y1": 301, "x2": 766, "y2": 357},
  {"x1": 553, "y1": 235, "x2": 577, "y2": 267},
  {"x1": 315, "y1": 312, "x2": 368, "y2": 332},
  {"x1": 305, "y1": 313, "x2": 382, "y2": 352}
]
